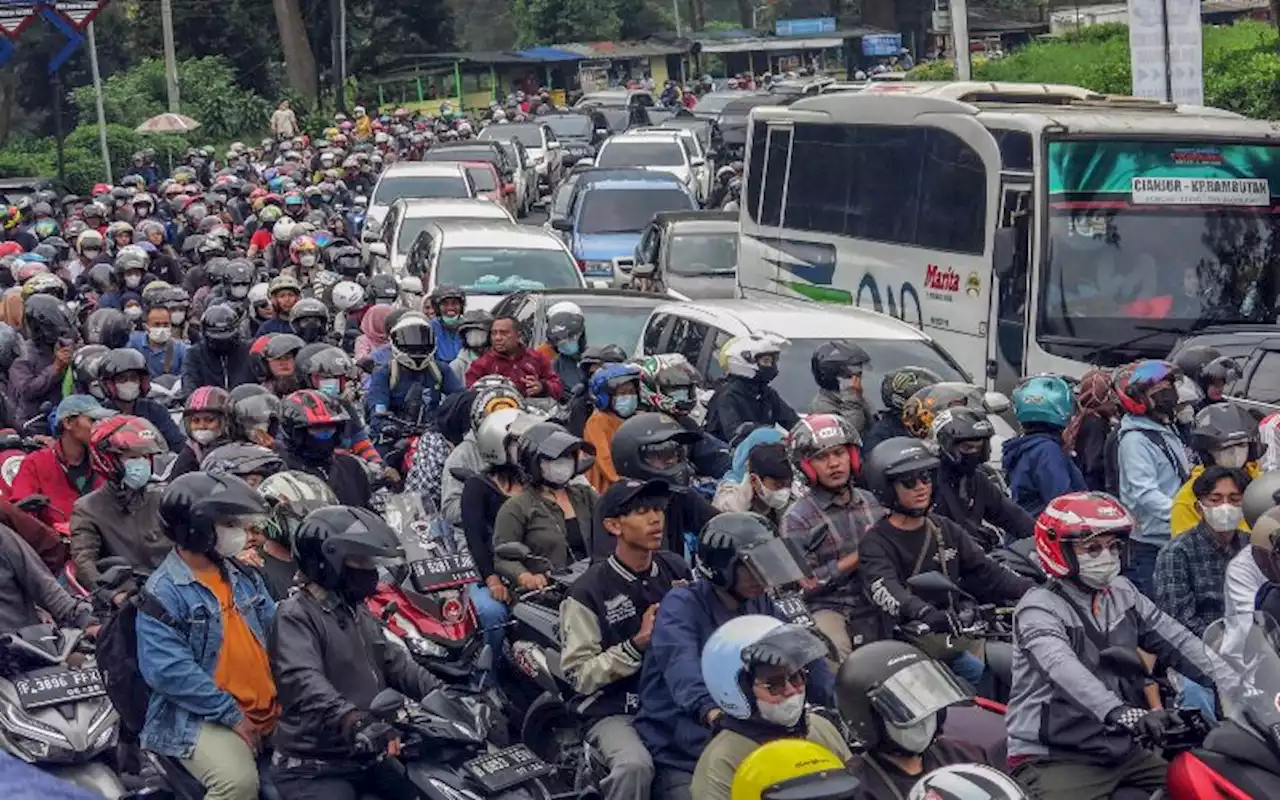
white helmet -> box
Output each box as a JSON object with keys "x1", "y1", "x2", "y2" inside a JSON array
[
  {"x1": 76, "y1": 229, "x2": 104, "y2": 254},
  {"x1": 331, "y1": 280, "x2": 365, "y2": 312},
  {"x1": 717, "y1": 333, "x2": 789, "y2": 379},
  {"x1": 272, "y1": 219, "x2": 296, "y2": 244},
  {"x1": 399, "y1": 276, "x2": 423, "y2": 295},
  {"x1": 475, "y1": 408, "x2": 523, "y2": 466},
  {"x1": 546, "y1": 300, "x2": 582, "y2": 319},
  {"x1": 248, "y1": 282, "x2": 270, "y2": 307}
]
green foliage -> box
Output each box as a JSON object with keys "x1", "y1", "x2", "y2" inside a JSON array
[{"x1": 511, "y1": 0, "x2": 621, "y2": 46}]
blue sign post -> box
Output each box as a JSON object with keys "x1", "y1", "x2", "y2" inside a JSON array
[
  {"x1": 774, "y1": 17, "x2": 837, "y2": 36},
  {"x1": 42, "y1": 4, "x2": 83, "y2": 73}
]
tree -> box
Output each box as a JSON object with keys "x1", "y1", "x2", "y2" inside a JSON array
[
  {"x1": 273, "y1": 0, "x2": 318, "y2": 104},
  {"x1": 511, "y1": 0, "x2": 621, "y2": 46}
]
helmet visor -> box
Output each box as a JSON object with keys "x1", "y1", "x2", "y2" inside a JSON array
[
  {"x1": 739, "y1": 536, "x2": 811, "y2": 590},
  {"x1": 742, "y1": 624, "x2": 829, "y2": 673},
  {"x1": 640, "y1": 439, "x2": 689, "y2": 472},
  {"x1": 867, "y1": 659, "x2": 970, "y2": 727}
]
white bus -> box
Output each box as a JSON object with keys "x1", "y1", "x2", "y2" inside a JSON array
[{"x1": 736, "y1": 81, "x2": 1280, "y2": 392}]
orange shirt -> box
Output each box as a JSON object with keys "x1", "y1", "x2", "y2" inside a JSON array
[
  {"x1": 193, "y1": 565, "x2": 280, "y2": 731},
  {"x1": 583, "y1": 409, "x2": 624, "y2": 493}
]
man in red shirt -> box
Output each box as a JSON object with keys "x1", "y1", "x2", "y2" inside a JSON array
[
  {"x1": 465, "y1": 315, "x2": 564, "y2": 399},
  {"x1": 10, "y1": 395, "x2": 111, "y2": 532}
]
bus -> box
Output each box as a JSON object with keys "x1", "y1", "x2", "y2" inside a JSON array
[{"x1": 736, "y1": 81, "x2": 1280, "y2": 393}]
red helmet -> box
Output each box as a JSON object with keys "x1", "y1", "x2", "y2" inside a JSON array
[
  {"x1": 1115, "y1": 359, "x2": 1179, "y2": 416},
  {"x1": 184, "y1": 385, "x2": 232, "y2": 417},
  {"x1": 786, "y1": 413, "x2": 861, "y2": 484},
  {"x1": 89, "y1": 415, "x2": 167, "y2": 480},
  {"x1": 280, "y1": 390, "x2": 349, "y2": 446},
  {"x1": 1034, "y1": 492, "x2": 1135, "y2": 578},
  {"x1": 92, "y1": 183, "x2": 112, "y2": 198}
]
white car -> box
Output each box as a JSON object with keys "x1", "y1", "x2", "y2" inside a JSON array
[
  {"x1": 403, "y1": 220, "x2": 598, "y2": 312},
  {"x1": 479, "y1": 122, "x2": 565, "y2": 193},
  {"x1": 632, "y1": 127, "x2": 712, "y2": 203},
  {"x1": 595, "y1": 131, "x2": 704, "y2": 204},
  {"x1": 362, "y1": 163, "x2": 476, "y2": 247},
  {"x1": 366, "y1": 198, "x2": 514, "y2": 277}
]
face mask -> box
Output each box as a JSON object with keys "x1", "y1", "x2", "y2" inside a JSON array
[
  {"x1": 115, "y1": 380, "x2": 141, "y2": 402},
  {"x1": 1176, "y1": 405, "x2": 1195, "y2": 426},
  {"x1": 1214, "y1": 444, "x2": 1249, "y2": 469},
  {"x1": 755, "y1": 478, "x2": 791, "y2": 510},
  {"x1": 465, "y1": 331, "x2": 488, "y2": 349},
  {"x1": 557, "y1": 340, "x2": 579, "y2": 357},
  {"x1": 758, "y1": 693, "x2": 805, "y2": 728},
  {"x1": 1149, "y1": 386, "x2": 1178, "y2": 417},
  {"x1": 1202, "y1": 502, "x2": 1244, "y2": 533},
  {"x1": 318, "y1": 378, "x2": 342, "y2": 398},
  {"x1": 838, "y1": 376, "x2": 861, "y2": 396},
  {"x1": 300, "y1": 427, "x2": 339, "y2": 460},
  {"x1": 230, "y1": 284, "x2": 249, "y2": 299},
  {"x1": 214, "y1": 524, "x2": 248, "y2": 557},
  {"x1": 83, "y1": 248, "x2": 101, "y2": 259},
  {"x1": 755, "y1": 364, "x2": 779, "y2": 384},
  {"x1": 541, "y1": 456, "x2": 577, "y2": 486},
  {"x1": 441, "y1": 314, "x2": 462, "y2": 328},
  {"x1": 191, "y1": 428, "x2": 219, "y2": 446},
  {"x1": 124, "y1": 274, "x2": 142, "y2": 289},
  {"x1": 613, "y1": 395, "x2": 638, "y2": 418},
  {"x1": 1076, "y1": 549, "x2": 1121, "y2": 590},
  {"x1": 171, "y1": 311, "x2": 186, "y2": 326},
  {"x1": 954, "y1": 451, "x2": 985, "y2": 475},
  {"x1": 299, "y1": 254, "x2": 317, "y2": 268},
  {"x1": 148, "y1": 325, "x2": 172, "y2": 344},
  {"x1": 883, "y1": 712, "x2": 938, "y2": 754},
  {"x1": 207, "y1": 335, "x2": 238, "y2": 353},
  {"x1": 121, "y1": 457, "x2": 152, "y2": 489},
  {"x1": 339, "y1": 566, "x2": 380, "y2": 605},
  {"x1": 124, "y1": 306, "x2": 143, "y2": 321}
]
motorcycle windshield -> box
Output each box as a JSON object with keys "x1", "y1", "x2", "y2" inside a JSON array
[
  {"x1": 1203, "y1": 612, "x2": 1280, "y2": 744},
  {"x1": 383, "y1": 491, "x2": 451, "y2": 551}
]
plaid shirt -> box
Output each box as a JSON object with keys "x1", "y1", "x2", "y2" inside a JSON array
[
  {"x1": 781, "y1": 484, "x2": 885, "y2": 612},
  {"x1": 1153, "y1": 523, "x2": 1246, "y2": 637}
]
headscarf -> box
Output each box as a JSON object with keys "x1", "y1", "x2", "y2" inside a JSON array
[
  {"x1": 354, "y1": 304, "x2": 393, "y2": 360},
  {"x1": 1063, "y1": 368, "x2": 1117, "y2": 453},
  {"x1": 0, "y1": 290, "x2": 23, "y2": 330}
]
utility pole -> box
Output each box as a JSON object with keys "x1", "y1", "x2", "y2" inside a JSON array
[
  {"x1": 338, "y1": 0, "x2": 347, "y2": 113},
  {"x1": 950, "y1": 0, "x2": 972, "y2": 80},
  {"x1": 673, "y1": 0, "x2": 682, "y2": 36},
  {"x1": 87, "y1": 21, "x2": 112, "y2": 183},
  {"x1": 160, "y1": 0, "x2": 180, "y2": 111}
]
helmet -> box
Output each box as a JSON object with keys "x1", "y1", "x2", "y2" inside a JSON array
[
  {"x1": 273, "y1": 219, "x2": 296, "y2": 244},
  {"x1": 580, "y1": 344, "x2": 627, "y2": 375},
  {"x1": 1116, "y1": 359, "x2": 1179, "y2": 416},
  {"x1": 289, "y1": 297, "x2": 330, "y2": 343},
  {"x1": 279, "y1": 390, "x2": 350, "y2": 456},
  {"x1": 366, "y1": 274, "x2": 400, "y2": 307},
  {"x1": 100, "y1": 348, "x2": 151, "y2": 398},
  {"x1": 1191, "y1": 402, "x2": 1258, "y2": 463},
  {"x1": 0, "y1": 323, "x2": 20, "y2": 372},
  {"x1": 635, "y1": 354, "x2": 700, "y2": 416},
  {"x1": 72, "y1": 344, "x2": 110, "y2": 398},
  {"x1": 696, "y1": 512, "x2": 808, "y2": 591},
  {"x1": 863, "y1": 437, "x2": 942, "y2": 509},
  {"x1": 1034, "y1": 491, "x2": 1135, "y2": 578},
  {"x1": 1196, "y1": 356, "x2": 1242, "y2": 401},
  {"x1": 331, "y1": 280, "x2": 365, "y2": 312},
  {"x1": 223, "y1": 260, "x2": 255, "y2": 299},
  {"x1": 248, "y1": 282, "x2": 270, "y2": 311},
  {"x1": 230, "y1": 384, "x2": 282, "y2": 443},
  {"x1": 76, "y1": 229, "x2": 104, "y2": 255},
  {"x1": 389, "y1": 314, "x2": 436, "y2": 370},
  {"x1": 611, "y1": 412, "x2": 700, "y2": 484},
  {"x1": 702, "y1": 615, "x2": 827, "y2": 721},
  {"x1": 257, "y1": 471, "x2": 339, "y2": 547},
  {"x1": 268, "y1": 273, "x2": 302, "y2": 298},
  {"x1": 457, "y1": 308, "x2": 493, "y2": 336},
  {"x1": 292, "y1": 506, "x2": 405, "y2": 592},
  {"x1": 901, "y1": 383, "x2": 985, "y2": 439},
  {"x1": 810, "y1": 341, "x2": 870, "y2": 392},
  {"x1": 1012, "y1": 375, "x2": 1075, "y2": 428},
  {"x1": 930, "y1": 406, "x2": 994, "y2": 472},
  {"x1": 89, "y1": 415, "x2": 168, "y2": 482},
  {"x1": 22, "y1": 272, "x2": 66, "y2": 300},
  {"x1": 545, "y1": 301, "x2": 584, "y2": 350},
  {"x1": 200, "y1": 443, "x2": 284, "y2": 483},
  {"x1": 159, "y1": 472, "x2": 267, "y2": 555},
  {"x1": 880, "y1": 366, "x2": 942, "y2": 412},
  {"x1": 476, "y1": 409, "x2": 541, "y2": 468},
  {"x1": 84, "y1": 308, "x2": 132, "y2": 348},
  {"x1": 786, "y1": 414, "x2": 861, "y2": 485},
  {"x1": 469, "y1": 375, "x2": 525, "y2": 432},
  {"x1": 184, "y1": 385, "x2": 233, "y2": 429},
  {"x1": 718, "y1": 333, "x2": 787, "y2": 379},
  {"x1": 428, "y1": 283, "x2": 466, "y2": 318},
  {"x1": 835, "y1": 639, "x2": 970, "y2": 752},
  {"x1": 730, "y1": 739, "x2": 858, "y2": 800},
  {"x1": 113, "y1": 245, "x2": 149, "y2": 277},
  {"x1": 23, "y1": 294, "x2": 73, "y2": 347},
  {"x1": 1247, "y1": 469, "x2": 1280, "y2": 528},
  {"x1": 201, "y1": 303, "x2": 243, "y2": 348},
  {"x1": 515, "y1": 422, "x2": 594, "y2": 485},
  {"x1": 590, "y1": 363, "x2": 643, "y2": 411},
  {"x1": 1173, "y1": 346, "x2": 1225, "y2": 391},
  {"x1": 907, "y1": 765, "x2": 1029, "y2": 800}
]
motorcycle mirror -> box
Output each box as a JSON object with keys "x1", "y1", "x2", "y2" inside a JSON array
[
  {"x1": 369, "y1": 688, "x2": 409, "y2": 720},
  {"x1": 984, "y1": 391, "x2": 1011, "y2": 415},
  {"x1": 14, "y1": 494, "x2": 49, "y2": 512},
  {"x1": 1098, "y1": 646, "x2": 1150, "y2": 678},
  {"x1": 494, "y1": 542, "x2": 533, "y2": 562},
  {"x1": 906, "y1": 571, "x2": 974, "y2": 601}
]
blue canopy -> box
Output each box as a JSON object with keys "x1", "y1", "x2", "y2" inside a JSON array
[{"x1": 517, "y1": 47, "x2": 584, "y2": 62}]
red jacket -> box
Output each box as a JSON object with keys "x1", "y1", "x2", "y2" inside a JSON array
[
  {"x1": 10, "y1": 445, "x2": 104, "y2": 531},
  {"x1": 465, "y1": 345, "x2": 564, "y2": 400}
]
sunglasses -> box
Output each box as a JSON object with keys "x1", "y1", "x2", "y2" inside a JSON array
[
  {"x1": 1076, "y1": 539, "x2": 1124, "y2": 559},
  {"x1": 755, "y1": 670, "x2": 807, "y2": 694},
  {"x1": 896, "y1": 472, "x2": 933, "y2": 490}
]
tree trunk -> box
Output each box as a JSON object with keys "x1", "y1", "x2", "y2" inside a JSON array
[
  {"x1": 0, "y1": 71, "x2": 14, "y2": 147},
  {"x1": 273, "y1": 0, "x2": 318, "y2": 104}
]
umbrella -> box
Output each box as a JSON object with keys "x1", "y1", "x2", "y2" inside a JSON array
[{"x1": 135, "y1": 113, "x2": 202, "y2": 134}]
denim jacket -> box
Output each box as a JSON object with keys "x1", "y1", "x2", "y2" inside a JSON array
[
  {"x1": 136, "y1": 551, "x2": 276, "y2": 758},
  {"x1": 1117, "y1": 414, "x2": 1191, "y2": 547}
]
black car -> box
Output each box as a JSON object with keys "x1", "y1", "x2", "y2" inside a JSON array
[
  {"x1": 633, "y1": 210, "x2": 737, "y2": 299},
  {"x1": 1170, "y1": 325, "x2": 1280, "y2": 410},
  {"x1": 541, "y1": 111, "x2": 610, "y2": 167},
  {"x1": 491, "y1": 288, "x2": 671, "y2": 355}
]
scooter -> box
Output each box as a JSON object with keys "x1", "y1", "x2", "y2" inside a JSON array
[
  {"x1": 0, "y1": 624, "x2": 127, "y2": 797},
  {"x1": 0, "y1": 428, "x2": 42, "y2": 501}
]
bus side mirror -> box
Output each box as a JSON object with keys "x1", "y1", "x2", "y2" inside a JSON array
[{"x1": 993, "y1": 227, "x2": 1017, "y2": 280}]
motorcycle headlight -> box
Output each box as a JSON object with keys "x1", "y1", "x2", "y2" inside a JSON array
[
  {"x1": 0, "y1": 703, "x2": 70, "y2": 749},
  {"x1": 409, "y1": 636, "x2": 449, "y2": 659},
  {"x1": 11, "y1": 734, "x2": 49, "y2": 760},
  {"x1": 86, "y1": 702, "x2": 118, "y2": 751}
]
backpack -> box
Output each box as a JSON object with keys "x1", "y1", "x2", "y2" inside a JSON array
[
  {"x1": 96, "y1": 590, "x2": 186, "y2": 737},
  {"x1": 1102, "y1": 426, "x2": 1190, "y2": 497}
]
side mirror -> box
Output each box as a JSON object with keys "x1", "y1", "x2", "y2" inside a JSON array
[
  {"x1": 992, "y1": 226, "x2": 1017, "y2": 280},
  {"x1": 905, "y1": 570, "x2": 973, "y2": 601},
  {"x1": 984, "y1": 391, "x2": 1011, "y2": 415},
  {"x1": 354, "y1": 195, "x2": 369, "y2": 208},
  {"x1": 691, "y1": 157, "x2": 706, "y2": 168},
  {"x1": 595, "y1": 128, "x2": 609, "y2": 137},
  {"x1": 1098, "y1": 646, "x2": 1150, "y2": 679},
  {"x1": 367, "y1": 242, "x2": 389, "y2": 259},
  {"x1": 547, "y1": 140, "x2": 562, "y2": 151},
  {"x1": 551, "y1": 217, "x2": 573, "y2": 232},
  {"x1": 369, "y1": 688, "x2": 409, "y2": 720},
  {"x1": 494, "y1": 541, "x2": 533, "y2": 562},
  {"x1": 503, "y1": 184, "x2": 516, "y2": 195}
]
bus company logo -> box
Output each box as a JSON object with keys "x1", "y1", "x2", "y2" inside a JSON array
[
  {"x1": 924, "y1": 264, "x2": 960, "y2": 293},
  {"x1": 1171, "y1": 147, "x2": 1224, "y2": 166},
  {"x1": 965, "y1": 271, "x2": 981, "y2": 297}
]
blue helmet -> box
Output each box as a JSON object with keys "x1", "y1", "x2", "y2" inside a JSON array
[
  {"x1": 590, "y1": 363, "x2": 642, "y2": 411},
  {"x1": 1012, "y1": 375, "x2": 1074, "y2": 428},
  {"x1": 701, "y1": 615, "x2": 828, "y2": 721}
]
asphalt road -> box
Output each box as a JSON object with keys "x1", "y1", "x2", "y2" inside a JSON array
[{"x1": 520, "y1": 205, "x2": 549, "y2": 227}]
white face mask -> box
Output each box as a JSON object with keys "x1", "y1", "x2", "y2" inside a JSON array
[
  {"x1": 1202, "y1": 502, "x2": 1244, "y2": 533},
  {"x1": 214, "y1": 523, "x2": 248, "y2": 557},
  {"x1": 148, "y1": 325, "x2": 172, "y2": 344},
  {"x1": 300, "y1": 254, "x2": 317, "y2": 268},
  {"x1": 1214, "y1": 444, "x2": 1249, "y2": 469},
  {"x1": 191, "y1": 428, "x2": 219, "y2": 446},
  {"x1": 1176, "y1": 405, "x2": 1195, "y2": 426},
  {"x1": 230, "y1": 284, "x2": 249, "y2": 299},
  {"x1": 1076, "y1": 549, "x2": 1121, "y2": 590},
  {"x1": 114, "y1": 381, "x2": 141, "y2": 402},
  {"x1": 124, "y1": 274, "x2": 142, "y2": 289},
  {"x1": 541, "y1": 456, "x2": 576, "y2": 486},
  {"x1": 754, "y1": 478, "x2": 791, "y2": 510},
  {"x1": 465, "y1": 331, "x2": 488, "y2": 349},
  {"x1": 171, "y1": 311, "x2": 187, "y2": 326},
  {"x1": 124, "y1": 305, "x2": 143, "y2": 321},
  {"x1": 758, "y1": 693, "x2": 805, "y2": 728},
  {"x1": 883, "y1": 712, "x2": 938, "y2": 754}
]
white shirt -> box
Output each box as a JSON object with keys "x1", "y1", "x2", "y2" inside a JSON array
[{"x1": 1225, "y1": 545, "x2": 1267, "y2": 619}]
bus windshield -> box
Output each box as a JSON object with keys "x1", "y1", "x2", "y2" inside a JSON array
[{"x1": 1037, "y1": 139, "x2": 1280, "y2": 364}]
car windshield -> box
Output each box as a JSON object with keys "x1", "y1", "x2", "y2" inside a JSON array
[
  {"x1": 573, "y1": 299, "x2": 662, "y2": 352},
  {"x1": 437, "y1": 247, "x2": 581, "y2": 294},
  {"x1": 481, "y1": 124, "x2": 543, "y2": 149},
  {"x1": 544, "y1": 116, "x2": 593, "y2": 139},
  {"x1": 598, "y1": 141, "x2": 685, "y2": 168},
  {"x1": 578, "y1": 188, "x2": 695, "y2": 234},
  {"x1": 465, "y1": 166, "x2": 498, "y2": 192},
  {"x1": 771, "y1": 338, "x2": 968, "y2": 412},
  {"x1": 667, "y1": 233, "x2": 738, "y2": 275},
  {"x1": 372, "y1": 175, "x2": 470, "y2": 204},
  {"x1": 1037, "y1": 139, "x2": 1280, "y2": 365},
  {"x1": 695, "y1": 93, "x2": 747, "y2": 114},
  {"x1": 397, "y1": 212, "x2": 507, "y2": 250}
]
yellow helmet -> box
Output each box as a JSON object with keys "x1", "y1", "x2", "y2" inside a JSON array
[{"x1": 731, "y1": 739, "x2": 858, "y2": 800}]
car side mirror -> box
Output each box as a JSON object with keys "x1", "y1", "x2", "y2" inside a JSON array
[
  {"x1": 551, "y1": 217, "x2": 572, "y2": 232},
  {"x1": 993, "y1": 226, "x2": 1017, "y2": 280},
  {"x1": 367, "y1": 242, "x2": 388, "y2": 259},
  {"x1": 984, "y1": 391, "x2": 1011, "y2": 415},
  {"x1": 503, "y1": 184, "x2": 516, "y2": 195},
  {"x1": 595, "y1": 128, "x2": 609, "y2": 138},
  {"x1": 547, "y1": 140, "x2": 562, "y2": 151},
  {"x1": 691, "y1": 157, "x2": 706, "y2": 168},
  {"x1": 494, "y1": 542, "x2": 533, "y2": 561}
]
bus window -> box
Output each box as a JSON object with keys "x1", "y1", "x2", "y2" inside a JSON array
[
  {"x1": 745, "y1": 121, "x2": 767, "y2": 223},
  {"x1": 917, "y1": 132, "x2": 987, "y2": 254},
  {"x1": 760, "y1": 128, "x2": 792, "y2": 228},
  {"x1": 995, "y1": 186, "x2": 1031, "y2": 381}
]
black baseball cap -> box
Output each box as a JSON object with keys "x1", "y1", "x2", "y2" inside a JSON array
[{"x1": 600, "y1": 478, "x2": 670, "y2": 520}]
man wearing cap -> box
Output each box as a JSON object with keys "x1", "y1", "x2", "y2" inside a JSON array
[
  {"x1": 10, "y1": 395, "x2": 113, "y2": 531},
  {"x1": 560, "y1": 478, "x2": 692, "y2": 800}
]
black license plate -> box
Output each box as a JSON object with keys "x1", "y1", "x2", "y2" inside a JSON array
[
  {"x1": 13, "y1": 667, "x2": 105, "y2": 710},
  {"x1": 410, "y1": 553, "x2": 480, "y2": 591},
  {"x1": 463, "y1": 743, "x2": 553, "y2": 792},
  {"x1": 775, "y1": 593, "x2": 815, "y2": 628}
]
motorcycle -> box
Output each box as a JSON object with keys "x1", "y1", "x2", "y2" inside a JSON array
[
  {"x1": 0, "y1": 428, "x2": 42, "y2": 502},
  {"x1": 989, "y1": 536, "x2": 1045, "y2": 584},
  {"x1": 0, "y1": 624, "x2": 127, "y2": 797}
]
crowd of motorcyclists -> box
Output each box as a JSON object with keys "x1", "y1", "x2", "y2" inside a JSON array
[{"x1": 0, "y1": 101, "x2": 1275, "y2": 800}]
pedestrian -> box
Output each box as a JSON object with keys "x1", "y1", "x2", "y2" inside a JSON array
[{"x1": 269, "y1": 101, "x2": 299, "y2": 141}]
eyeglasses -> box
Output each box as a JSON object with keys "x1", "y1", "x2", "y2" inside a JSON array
[
  {"x1": 754, "y1": 670, "x2": 807, "y2": 694},
  {"x1": 1076, "y1": 538, "x2": 1124, "y2": 559},
  {"x1": 896, "y1": 472, "x2": 933, "y2": 490}
]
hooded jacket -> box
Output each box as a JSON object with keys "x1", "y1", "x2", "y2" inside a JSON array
[
  {"x1": 1002, "y1": 431, "x2": 1087, "y2": 517},
  {"x1": 180, "y1": 341, "x2": 256, "y2": 394},
  {"x1": 9, "y1": 342, "x2": 62, "y2": 423},
  {"x1": 704, "y1": 375, "x2": 799, "y2": 444}
]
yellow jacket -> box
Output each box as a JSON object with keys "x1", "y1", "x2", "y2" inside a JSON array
[
  {"x1": 583, "y1": 409, "x2": 624, "y2": 493},
  {"x1": 1170, "y1": 461, "x2": 1261, "y2": 537}
]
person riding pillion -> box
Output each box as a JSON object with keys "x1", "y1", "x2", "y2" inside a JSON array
[{"x1": 809, "y1": 341, "x2": 873, "y2": 434}]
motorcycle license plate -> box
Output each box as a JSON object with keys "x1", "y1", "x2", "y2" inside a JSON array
[
  {"x1": 13, "y1": 666, "x2": 105, "y2": 710},
  {"x1": 774, "y1": 592, "x2": 815, "y2": 628},
  {"x1": 411, "y1": 552, "x2": 481, "y2": 592},
  {"x1": 463, "y1": 743, "x2": 553, "y2": 792}
]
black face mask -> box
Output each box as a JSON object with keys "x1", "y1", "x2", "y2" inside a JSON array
[
  {"x1": 754, "y1": 365, "x2": 779, "y2": 384},
  {"x1": 339, "y1": 566, "x2": 379, "y2": 605},
  {"x1": 953, "y1": 451, "x2": 985, "y2": 476},
  {"x1": 1149, "y1": 386, "x2": 1179, "y2": 417},
  {"x1": 295, "y1": 319, "x2": 326, "y2": 343},
  {"x1": 206, "y1": 334, "x2": 239, "y2": 354}
]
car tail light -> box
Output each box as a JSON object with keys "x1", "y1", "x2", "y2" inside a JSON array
[
  {"x1": 576, "y1": 259, "x2": 587, "y2": 272},
  {"x1": 1166, "y1": 752, "x2": 1252, "y2": 800}
]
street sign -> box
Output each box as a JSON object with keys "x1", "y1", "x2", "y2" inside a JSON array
[
  {"x1": 1127, "y1": 0, "x2": 1203, "y2": 105},
  {"x1": 52, "y1": 0, "x2": 106, "y2": 30},
  {"x1": 775, "y1": 17, "x2": 836, "y2": 36},
  {"x1": 41, "y1": 4, "x2": 82, "y2": 73},
  {"x1": 0, "y1": 0, "x2": 41, "y2": 39}
]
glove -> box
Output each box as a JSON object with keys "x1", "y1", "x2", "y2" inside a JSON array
[
  {"x1": 919, "y1": 608, "x2": 959, "y2": 636},
  {"x1": 348, "y1": 715, "x2": 399, "y2": 756},
  {"x1": 1110, "y1": 706, "x2": 1177, "y2": 741}
]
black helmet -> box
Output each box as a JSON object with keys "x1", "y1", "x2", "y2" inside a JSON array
[
  {"x1": 515, "y1": 422, "x2": 594, "y2": 486},
  {"x1": 1191, "y1": 402, "x2": 1258, "y2": 463},
  {"x1": 295, "y1": 343, "x2": 354, "y2": 385},
  {"x1": 1173, "y1": 346, "x2": 1222, "y2": 385},
  {"x1": 611, "y1": 412, "x2": 700, "y2": 485},
  {"x1": 229, "y1": 384, "x2": 281, "y2": 443},
  {"x1": 863, "y1": 437, "x2": 941, "y2": 510},
  {"x1": 580, "y1": 344, "x2": 627, "y2": 374},
  {"x1": 100, "y1": 347, "x2": 149, "y2": 382},
  {"x1": 0, "y1": 323, "x2": 21, "y2": 372},
  {"x1": 85, "y1": 308, "x2": 133, "y2": 349},
  {"x1": 159, "y1": 472, "x2": 268, "y2": 555},
  {"x1": 23, "y1": 295, "x2": 74, "y2": 347},
  {"x1": 366, "y1": 274, "x2": 400, "y2": 305},
  {"x1": 695, "y1": 512, "x2": 808, "y2": 591},
  {"x1": 932, "y1": 406, "x2": 995, "y2": 472},
  {"x1": 906, "y1": 765, "x2": 1028, "y2": 800},
  {"x1": 86, "y1": 263, "x2": 116, "y2": 294},
  {"x1": 72, "y1": 344, "x2": 110, "y2": 398},
  {"x1": 289, "y1": 297, "x2": 330, "y2": 343},
  {"x1": 456, "y1": 309, "x2": 493, "y2": 335},
  {"x1": 835, "y1": 640, "x2": 970, "y2": 752},
  {"x1": 880, "y1": 366, "x2": 942, "y2": 412},
  {"x1": 200, "y1": 443, "x2": 285, "y2": 481},
  {"x1": 428, "y1": 283, "x2": 466, "y2": 317},
  {"x1": 263, "y1": 332, "x2": 306, "y2": 363},
  {"x1": 279, "y1": 389, "x2": 350, "y2": 449},
  {"x1": 292, "y1": 505, "x2": 404, "y2": 593},
  {"x1": 200, "y1": 303, "x2": 241, "y2": 345},
  {"x1": 811, "y1": 341, "x2": 870, "y2": 392},
  {"x1": 223, "y1": 259, "x2": 255, "y2": 300}
]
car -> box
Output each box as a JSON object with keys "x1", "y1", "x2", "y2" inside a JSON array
[
  {"x1": 479, "y1": 122, "x2": 565, "y2": 193},
  {"x1": 493, "y1": 139, "x2": 538, "y2": 216},
  {"x1": 768, "y1": 76, "x2": 836, "y2": 98},
  {"x1": 595, "y1": 131, "x2": 704, "y2": 202},
  {"x1": 367, "y1": 198, "x2": 514, "y2": 277},
  {"x1": 491, "y1": 288, "x2": 674, "y2": 358},
  {"x1": 633, "y1": 211, "x2": 738, "y2": 299},
  {"x1": 656, "y1": 116, "x2": 716, "y2": 157},
  {"x1": 575, "y1": 89, "x2": 655, "y2": 109},
  {"x1": 364, "y1": 163, "x2": 476, "y2": 243},
  {"x1": 0, "y1": 177, "x2": 68, "y2": 206},
  {"x1": 546, "y1": 167, "x2": 684, "y2": 238},
  {"x1": 421, "y1": 141, "x2": 518, "y2": 186},
  {"x1": 628, "y1": 127, "x2": 712, "y2": 202},
  {"x1": 552, "y1": 178, "x2": 698, "y2": 280},
  {"x1": 460, "y1": 161, "x2": 519, "y2": 217},
  {"x1": 691, "y1": 90, "x2": 758, "y2": 121},
  {"x1": 541, "y1": 112, "x2": 610, "y2": 168},
  {"x1": 593, "y1": 105, "x2": 651, "y2": 136},
  {"x1": 1169, "y1": 325, "x2": 1280, "y2": 413},
  {"x1": 403, "y1": 220, "x2": 591, "y2": 311}
]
